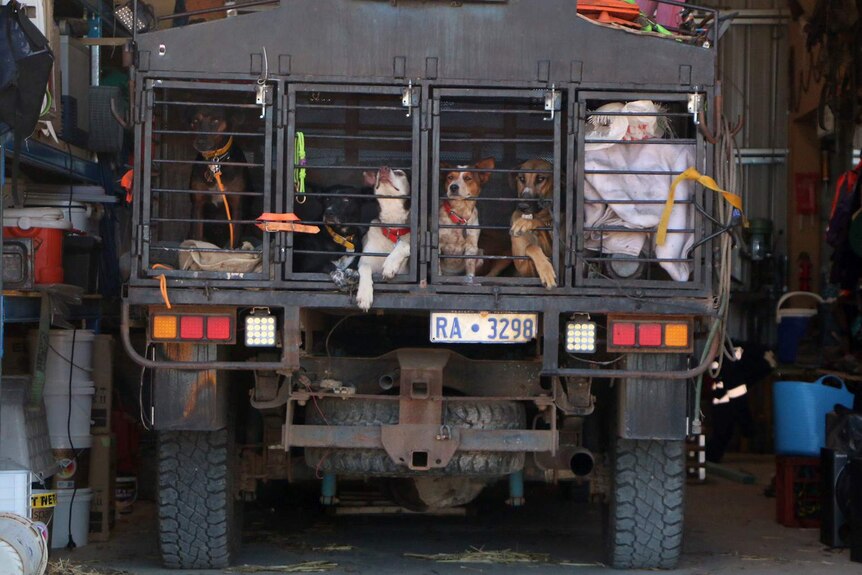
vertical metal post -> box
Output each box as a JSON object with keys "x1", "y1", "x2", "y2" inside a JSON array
[
  {"x1": 320, "y1": 473, "x2": 337, "y2": 505},
  {"x1": 507, "y1": 470, "x2": 525, "y2": 507},
  {"x1": 88, "y1": 12, "x2": 101, "y2": 87}
]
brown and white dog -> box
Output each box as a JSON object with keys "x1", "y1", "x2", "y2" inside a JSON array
[
  {"x1": 439, "y1": 158, "x2": 495, "y2": 278},
  {"x1": 355, "y1": 166, "x2": 411, "y2": 311},
  {"x1": 509, "y1": 159, "x2": 557, "y2": 288},
  {"x1": 188, "y1": 107, "x2": 249, "y2": 248}
]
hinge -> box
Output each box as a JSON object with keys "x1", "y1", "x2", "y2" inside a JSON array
[
  {"x1": 273, "y1": 233, "x2": 286, "y2": 263},
  {"x1": 401, "y1": 81, "x2": 418, "y2": 118},
  {"x1": 568, "y1": 99, "x2": 577, "y2": 135},
  {"x1": 421, "y1": 231, "x2": 434, "y2": 264},
  {"x1": 277, "y1": 93, "x2": 288, "y2": 128},
  {"x1": 137, "y1": 224, "x2": 149, "y2": 256},
  {"x1": 420, "y1": 98, "x2": 431, "y2": 131},
  {"x1": 141, "y1": 89, "x2": 154, "y2": 123}
]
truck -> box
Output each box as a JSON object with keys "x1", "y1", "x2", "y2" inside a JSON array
[{"x1": 122, "y1": 0, "x2": 731, "y2": 569}]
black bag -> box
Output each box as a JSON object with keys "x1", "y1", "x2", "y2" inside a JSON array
[{"x1": 0, "y1": 0, "x2": 54, "y2": 206}]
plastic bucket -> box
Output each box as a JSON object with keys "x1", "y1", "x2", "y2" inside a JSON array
[
  {"x1": 51, "y1": 489, "x2": 92, "y2": 549},
  {"x1": 30, "y1": 491, "x2": 56, "y2": 551},
  {"x1": 115, "y1": 477, "x2": 137, "y2": 515},
  {"x1": 28, "y1": 330, "x2": 95, "y2": 387},
  {"x1": 3, "y1": 208, "x2": 71, "y2": 285},
  {"x1": 50, "y1": 448, "x2": 91, "y2": 491},
  {"x1": 773, "y1": 375, "x2": 855, "y2": 456},
  {"x1": 775, "y1": 291, "x2": 822, "y2": 364},
  {"x1": 22, "y1": 193, "x2": 98, "y2": 236},
  {"x1": 43, "y1": 385, "x2": 94, "y2": 443},
  {"x1": 0, "y1": 512, "x2": 48, "y2": 575}
]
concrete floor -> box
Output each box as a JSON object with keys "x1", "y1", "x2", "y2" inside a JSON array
[{"x1": 54, "y1": 454, "x2": 858, "y2": 574}]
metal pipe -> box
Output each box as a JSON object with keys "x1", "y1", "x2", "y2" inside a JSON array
[
  {"x1": 570, "y1": 449, "x2": 594, "y2": 477},
  {"x1": 378, "y1": 372, "x2": 398, "y2": 391}
]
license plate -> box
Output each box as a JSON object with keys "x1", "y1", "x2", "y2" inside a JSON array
[{"x1": 430, "y1": 312, "x2": 538, "y2": 344}]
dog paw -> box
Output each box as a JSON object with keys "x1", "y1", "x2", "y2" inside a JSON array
[
  {"x1": 463, "y1": 274, "x2": 476, "y2": 284},
  {"x1": 382, "y1": 260, "x2": 400, "y2": 280},
  {"x1": 510, "y1": 218, "x2": 534, "y2": 237},
  {"x1": 330, "y1": 268, "x2": 359, "y2": 291},
  {"x1": 355, "y1": 282, "x2": 373, "y2": 311},
  {"x1": 539, "y1": 266, "x2": 557, "y2": 289}
]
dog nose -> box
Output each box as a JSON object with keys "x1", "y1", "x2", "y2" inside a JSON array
[
  {"x1": 449, "y1": 183, "x2": 459, "y2": 194},
  {"x1": 379, "y1": 166, "x2": 390, "y2": 176},
  {"x1": 520, "y1": 187, "x2": 535, "y2": 199}
]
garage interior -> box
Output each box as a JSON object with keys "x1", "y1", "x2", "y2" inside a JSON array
[{"x1": 2, "y1": 0, "x2": 862, "y2": 573}]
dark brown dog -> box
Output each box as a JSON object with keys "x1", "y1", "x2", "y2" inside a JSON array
[
  {"x1": 509, "y1": 159, "x2": 556, "y2": 288},
  {"x1": 188, "y1": 107, "x2": 249, "y2": 248}
]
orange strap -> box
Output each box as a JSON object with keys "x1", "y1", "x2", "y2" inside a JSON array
[
  {"x1": 212, "y1": 171, "x2": 235, "y2": 249},
  {"x1": 152, "y1": 264, "x2": 173, "y2": 309},
  {"x1": 255, "y1": 212, "x2": 319, "y2": 234}
]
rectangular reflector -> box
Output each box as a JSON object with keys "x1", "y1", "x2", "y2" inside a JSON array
[
  {"x1": 207, "y1": 316, "x2": 232, "y2": 340},
  {"x1": 180, "y1": 316, "x2": 204, "y2": 339},
  {"x1": 638, "y1": 323, "x2": 662, "y2": 347},
  {"x1": 612, "y1": 323, "x2": 636, "y2": 346},
  {"x1": 665, "y1": 323, "x2": 689, "y2": 347},
  {"x1": 152, "y1": 315, "x2": 177, "y2": 339}
]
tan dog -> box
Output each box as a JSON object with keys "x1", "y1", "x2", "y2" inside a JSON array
[
  {"x1": 509, "y1": 159, "x2": 557, "y2": 288},
  {"x1": 439, "y1": 158, "x2": 495, "y2": 277}
]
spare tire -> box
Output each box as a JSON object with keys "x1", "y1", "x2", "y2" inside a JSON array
[{"x1": 305, "y1": 397, "x2": 526, "y2": 477}]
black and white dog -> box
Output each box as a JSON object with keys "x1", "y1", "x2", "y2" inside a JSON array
[{"x1": 355, "y1": 166, "x2": 411, "y2": 311}]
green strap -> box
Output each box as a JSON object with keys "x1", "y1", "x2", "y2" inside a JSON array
[{"x1": 294, "y1": 131, "x2": 307, "y2": 202}]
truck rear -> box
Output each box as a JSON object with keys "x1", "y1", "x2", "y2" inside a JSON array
[{"x1": 122, "y1": 0, "x2": 732, "y2": 569}]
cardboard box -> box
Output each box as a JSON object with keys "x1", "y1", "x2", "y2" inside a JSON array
[
  {"x1": 88, "y1": 433, "x2": 116, "y2": 541},
  {"x1": 91, "y1": 335, "x2": 114, "y2": 435}
]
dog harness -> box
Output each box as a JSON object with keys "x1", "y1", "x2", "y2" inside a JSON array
[
  {"x1": 443, "y1": 201, "x2": 468, "y2": 225},
  {"x1": 381, "y1": 226, "x2": 409, "y2": 243},
  {"x1": 325, "y1": 225, "x2": 356, "y2": 251}
]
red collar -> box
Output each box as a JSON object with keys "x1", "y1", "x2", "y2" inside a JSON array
[
  {"x1": 443, "y1": 201, "x2": 468, "y2": 225},
  {"x1": 381, "y1": 226, "x2": 409, "y2": 243}
]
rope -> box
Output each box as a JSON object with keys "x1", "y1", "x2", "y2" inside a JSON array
[{"x1": 294, "y1": 131, "x2": 307, "y2": 204}]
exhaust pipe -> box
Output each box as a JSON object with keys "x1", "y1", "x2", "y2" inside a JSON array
[
  {"x1": 569, "y1": 449, "x2": 594, "y2": 477},
  {"x1": 378, "y1": 371, "x2": 398, "y2": 391}
]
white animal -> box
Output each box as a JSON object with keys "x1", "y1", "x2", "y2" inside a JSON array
[{"x1": 355, "y1": 167, "x2": 411, "y2": 311}]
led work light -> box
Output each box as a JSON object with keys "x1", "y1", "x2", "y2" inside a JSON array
[{"x1": 245, "y1": 309, "x2": 277, "y2": 347}]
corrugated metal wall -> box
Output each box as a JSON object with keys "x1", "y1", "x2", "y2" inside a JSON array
[{"x1": 701, "y1": 0, "x2": 790, "y2": 340}]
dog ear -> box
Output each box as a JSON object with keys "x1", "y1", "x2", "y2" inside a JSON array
[
  {"x1": 362, "y1": 170, "x2": 377, "y2": 188},
  {"x1": 440, "y1": 162, "x2": 452, "y2": 170},
  {"x1": 474, "y1": 157, "x2": 495, "y2": 184}
]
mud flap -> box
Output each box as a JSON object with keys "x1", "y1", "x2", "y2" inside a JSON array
[
  {"x1": 617, "y1": 354, "x2": 688, "y2": 440},
  {"x1": 152, "y1": 343, "x2": 228, "y2": 431}
]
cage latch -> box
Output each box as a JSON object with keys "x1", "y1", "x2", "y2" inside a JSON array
[
  {"x1": 544, "y1": 85, "x2": 561, "y2": 121},
  {"x1": 687, "y1": 93, "x2": 704, "y2": 125},
  {"x1": 401, "y1": 80, "x2": 416, "y2": 118}
]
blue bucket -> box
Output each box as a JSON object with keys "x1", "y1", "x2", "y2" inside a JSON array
[
  {"x1": 775, "y1": 291, "x2": 822, "y2": 364},
  {"x1": 773, "y1": 375, "x2": 854, "y2": 456}
]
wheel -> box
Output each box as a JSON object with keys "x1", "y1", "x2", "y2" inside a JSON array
[
  {"x1": 158, "y1": 428, "x2": 240, "y2": 568},
  {"x1": 304, "y1": 398, "x2": 525, "y2": 477},
  {"x1": 604, "y1": 438, "x2": 685, "y2": 569}
]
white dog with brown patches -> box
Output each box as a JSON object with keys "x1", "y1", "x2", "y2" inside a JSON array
[
  {"x1": 355, "y1": 166, "x2": 411, "y2": 311},
  {"x1": 439, "y1": 158, "x2": 495, "y2": 278}
]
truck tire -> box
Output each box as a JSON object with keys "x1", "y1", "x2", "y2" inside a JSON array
[
  {"x1": 605, "y1": 438, "x2": 685, "y2": 569},
  {"x1": 158, "y1": 428, "x2": 239, "y2": 569},
  {"x1": 305, "y1": 398, "x2": 525, "y2": 477}
]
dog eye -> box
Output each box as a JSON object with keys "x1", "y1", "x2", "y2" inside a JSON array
[
  {"x1": 393, "y1": 170, "x2": 405, "y2": 176},
  {"x1": 464, "y1": 175, "x2": 472, "y2": 182},
  {"x1": 536, "y1": 176, "x2": 546, "y2": 183},
  {"x1": 518, "y1": 176, "x2": 526, "y2": 183}
]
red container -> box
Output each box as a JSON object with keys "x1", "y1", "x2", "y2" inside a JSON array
[{"x1": 4, "y1": 208, "x2": 72, "y2": 284}]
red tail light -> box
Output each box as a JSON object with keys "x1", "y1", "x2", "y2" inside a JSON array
[
  {"x1": 207, "y1": 316, "x2": 232, "y2": 340},
  {"x1": 149, "y1": 306, "x2": 236, "y2": 344},
  {"x1": 180, "y1": 316, "x2": 204, "y2": 339},
  {"x1": 607, "y1": 315, "x2": 693, "y2": 353},
  {"x1": 638, "y1": 324, "x2": 662, "y2": 347}
]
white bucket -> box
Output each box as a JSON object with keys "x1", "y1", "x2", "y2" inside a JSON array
[
  {"x1": 22, "y1": 193, "x2": 99, "y2": 237},
  {"x1": 3, "y1": 208, "x2": 72, "y2": 232},
  {"x1": 51, "y1": 489, "x2": 92, "y2": 550},
  {"x1": 28, "y1": 330, "x2": 95, "y2": 388},
  {"x1": 43, "y1": 385, "x2": 95, "y2": 442},
  {"x1": 0, "y1": 512, "x2": 48, "y2": 575}
]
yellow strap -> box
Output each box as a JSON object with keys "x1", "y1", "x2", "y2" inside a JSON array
[
  {"x1": 294, "y1": 131, "x2": 307, "y2": 203},
  {"x1": 200, "y1": 136, "x2": 233, "y2": 160},
  {"x1": 657, "y1": 167, "x2": 743, "y2": 246},
  {"x1": 325, "y1": 225, "x2": 356, "y2": 251},
  {"x1": 152, "y1": 264, "x2": 173, "y2": 309}
]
